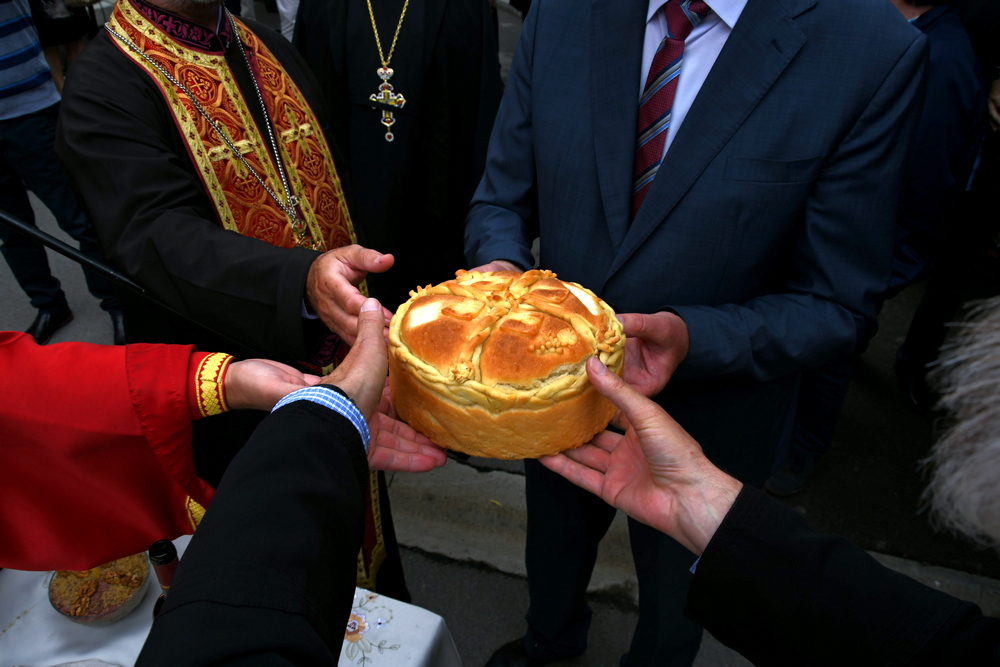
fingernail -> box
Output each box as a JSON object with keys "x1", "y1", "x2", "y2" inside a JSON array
[
  {"x1": 589, "y1": 356, "x2": 608, "y2": 375},
  {"x1": 361, "y1": 298, "x2": 379, "y2": 312}
]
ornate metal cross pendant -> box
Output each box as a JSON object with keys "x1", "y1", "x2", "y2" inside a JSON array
[{"x1": 370, "y1": 67, "x2": 406, "y2": 142}]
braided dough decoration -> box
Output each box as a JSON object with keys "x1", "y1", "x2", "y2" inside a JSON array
[{"x1": 388, "y1": 270, "x2": 625, "y2": 459}]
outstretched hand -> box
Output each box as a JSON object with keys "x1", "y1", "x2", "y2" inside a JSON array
[
  {"x1": 539, "y1": 357, "x2": 741, "y2": 555},
  {"x1": 305, "y1": 244, "x2": 395, "y2": 345},
  {"x1": 225, "y1": 359, "x2": 322, "y2": 411},
  {"x1": 320, "y1": 297, "x2": 447, "y2": 473},
  {"x1": 618, "y1": 311, "x2": 690, "y2": 397},
  {"x1": 368, "y1": 412, "x2": 446, "y2": 472}
]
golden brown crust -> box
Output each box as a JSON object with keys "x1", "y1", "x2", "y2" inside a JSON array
[{"x1": 388, "y1": 270, "x2": 625, "y2": 459}]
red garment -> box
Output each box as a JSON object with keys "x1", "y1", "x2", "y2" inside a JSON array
[{"x1": 0, "y1": 332, "x2": 219, "y2": 571}]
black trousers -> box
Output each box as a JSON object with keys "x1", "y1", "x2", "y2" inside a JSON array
[{"x1": 523, "y1": 459, "x2": 702, "y2": 667}]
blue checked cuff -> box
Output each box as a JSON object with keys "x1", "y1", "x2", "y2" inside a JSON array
[{"x1": 272, "y1": 386, "x2": 370, "y2": 453}]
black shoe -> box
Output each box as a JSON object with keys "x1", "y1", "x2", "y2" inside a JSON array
[
  {"x1": 110, "y1": 310, "x2": 126, "y2": 345},
  {"x1": 485, "y1": 638, "x2": 550, "y2": 667},
  {"x1": 26, "y1": 307, "x2": 74, "y2": 345}
]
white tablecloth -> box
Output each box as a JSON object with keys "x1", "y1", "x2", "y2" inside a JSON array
[{"x1": 0, "y1": 537, "x2": 462, "y2": 667}]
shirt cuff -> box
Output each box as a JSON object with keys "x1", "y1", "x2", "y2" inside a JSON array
[
  {"x1": 191, "y1": 352, "x2": 234, "y2": 419},
  {"x1": 271, "y1": 385, "x2": 371, "y2": 453}
]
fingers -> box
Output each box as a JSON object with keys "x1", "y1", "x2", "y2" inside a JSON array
[
  {"x1": 617, "y1": 312, "x2": 645, "y2": 338},
  {"x1": 368, "y1": 414, "x2": 448, "y2": 472},
  {"x1": 337, "y1": 244, "x2": 395, "y2": 275},
  {"x1": 539, "y1": 451, "x2": 605, "y2": 497},
  {"x1": 590, "y1": 429, "x2": 624, "y2": 454},
  {"x1": 617, "y1": 311, "x2": 672, "y2": 341},
  {"x1": 560, "y1": 440, "x2": 612, "y2": 472},
  {"x1": 373, "y1": 412, "x2": 434, "y2": 447},
  {"x1": 306, "y1": 246, "x2": 395, "y2": 343}
]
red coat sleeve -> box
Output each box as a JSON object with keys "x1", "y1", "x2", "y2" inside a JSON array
[{"x1": 0, "y1": 332, "x2": 221, "y2": 571}]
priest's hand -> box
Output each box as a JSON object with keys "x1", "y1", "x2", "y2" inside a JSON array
[
  {"x1": 539, "y1": 357, "x2": 742, "y2": 556},
  {"x1": 321, "y1": 297, "x2": 448, "y2": 473},
  {"x1": 225, "y1": 359, "x2": 322, "y2": 411},
  {"x1": 618, "y1": 311, "x2": 689, "y2": 397},
  {"x1": 306, "y1": 244, "x2": 395, "y2": 345}
]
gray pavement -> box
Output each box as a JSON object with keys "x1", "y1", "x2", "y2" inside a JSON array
[{"x1": 2, "y1": 5, "x2": 998, "y2": 666}]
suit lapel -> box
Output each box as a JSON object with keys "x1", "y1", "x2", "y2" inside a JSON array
[
  {"x1": 607, "y1": 0, "x2": 813, "y2": 280},
  {"x1": 591, "y1": 0, "x2": 646, "y2": 251}
]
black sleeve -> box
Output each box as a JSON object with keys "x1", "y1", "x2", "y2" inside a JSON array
[
  {"x1": 136, "y1": 398, "x2": 370, "y2": 666},
  {"x1": 686, "y1": 486, "x2": 1000, "y2": 666},
  {"x1": 55, "y1": 36, "x2": 320, "y2": 362}
]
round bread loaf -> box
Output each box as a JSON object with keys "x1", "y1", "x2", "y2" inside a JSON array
[{"x1": 388, "y1": 269, "x2": 625, "y2": 459}]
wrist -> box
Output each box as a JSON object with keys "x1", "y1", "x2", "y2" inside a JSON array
[
  {"x1": 189, "y1": 352, "x2": 234, "y2": 419},
  {"x1": 670, "y1": 459, "x2": 742, "y2": 555}
]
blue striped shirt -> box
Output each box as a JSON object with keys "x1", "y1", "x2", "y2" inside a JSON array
[
  {"x1": 0, "y1": 0, "x2": 59, "y2": 120},
  {"x1": 272, "y1": 385, "x2": 371, "y2": 453}
]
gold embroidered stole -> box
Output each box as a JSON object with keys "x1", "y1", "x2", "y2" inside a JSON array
[
  {"x1": 110, "y1": 3, "x2": 389, "y2": 592},
  {"x1": 108, "y1": 1, "x2": 355, "y2": 251}
]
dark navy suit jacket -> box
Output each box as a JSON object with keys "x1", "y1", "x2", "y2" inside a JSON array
[{"x1": 465, "y1": 0, "x2": 928, "y2": 481}]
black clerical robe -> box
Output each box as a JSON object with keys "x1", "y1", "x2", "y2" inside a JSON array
[
  {"x1": 55, "y1": 0, "x2": 406, "y2": 599},
  {"x1": 295, "y1": 0, "x2": 503, "y2": 310},
  {"x1": 56, "y1": 6, "x2": 339, "y2": 365}
]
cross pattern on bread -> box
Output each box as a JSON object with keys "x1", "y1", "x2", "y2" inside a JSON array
[{"x1": 387, "y1": 270, "x2": 625, "y2": 459}]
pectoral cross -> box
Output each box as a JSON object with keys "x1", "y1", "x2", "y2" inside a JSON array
[{"x1": 370, "y1": 67, "x2": 406, "y2": 142}]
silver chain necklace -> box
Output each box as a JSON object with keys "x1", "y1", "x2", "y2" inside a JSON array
[{"x1": 104, "y1": 12, "x2": 313, "y2": 245}]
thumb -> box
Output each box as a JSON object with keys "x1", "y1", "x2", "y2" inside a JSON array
[
  {"x1": 352, "y1": 296, "x2": 388, "y2": 384},
  {"x1": 587, "y1": 356, "x2": 666, "y2": 434},
  {"x1": 328, "y1": 298, "x2": 387, "y2": 418}
]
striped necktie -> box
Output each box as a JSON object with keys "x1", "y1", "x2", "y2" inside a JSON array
[{"x1": 631, "y1": 0, "x2": 709, "y2": 218}]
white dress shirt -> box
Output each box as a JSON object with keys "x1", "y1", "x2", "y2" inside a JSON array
[{"x1": 641, "y1": 0, "x2": 747, "y2": 156}]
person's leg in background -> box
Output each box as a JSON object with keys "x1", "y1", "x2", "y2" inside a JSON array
[
  {"x1": 765, "y1": 355, "x2": 854, "y2": 496},
  {"x1": 486, "y1": 457, "x2": 617, "y2": 666},
  {"x1": 0, "y1": 104, "x2": 123, "y2": 343},
  {"x1": 623, "y1": 519, "x2": 703, "y2": 667},
  {"x1": 0, "y1": 143, "x2": 73, "y2": 342}
]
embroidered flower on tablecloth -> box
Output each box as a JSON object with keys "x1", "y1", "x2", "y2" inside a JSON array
[
  {"x1": 343, "y1": 591, "x2": 400, "y2": 664},
  {"x1": 345, "y1": 612, "x2": 368, "y2": 642}
]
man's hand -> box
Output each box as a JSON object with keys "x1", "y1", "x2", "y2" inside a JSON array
[
  {"x1": 320, "y1": 298, "x2": 391, "y2": 418},
  {"x1": 618, "y1": 311, "x2": 689, "y2": 397},
  {"x1": 539, "y1": 357, "x2": 742, "y2": 555},
  {"x1": 368, "y1": 412, "x2": 447, "y2": 472},
  {"x1": 225, "y1": 359, "x2": 322, "y2": 411},
  {"x1": 305, "y1": 244, "x2": 395, "y2": 345},
  {"x1": 469, "y1": 260, "x2": 521, "y2": 273},
  {"x1": 320, "y1": 297, "x2": 448, "y2": 472}
]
